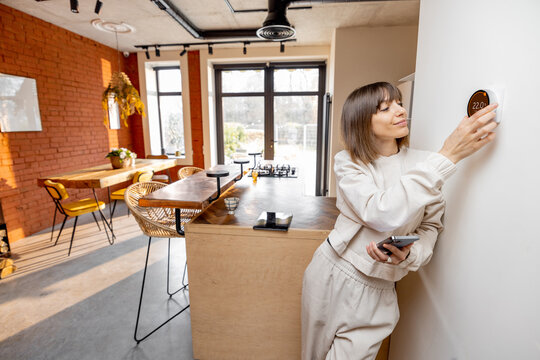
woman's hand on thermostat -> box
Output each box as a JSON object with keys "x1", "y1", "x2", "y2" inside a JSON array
[{"x1": 439, "y1": 103, "x2": 499, "y2": 164}]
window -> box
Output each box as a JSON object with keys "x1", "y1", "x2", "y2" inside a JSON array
[
  {"x1": 148, "y1": 66, "x2": 185, "y2": 156},
  {"x1": 214, "y1": 62, "x2": 327, "y2": 196}
]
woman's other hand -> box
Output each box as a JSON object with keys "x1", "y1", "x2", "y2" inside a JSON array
[
  {"x1": 366, "y1": 241, "x2": 413, "y2": 265},
  {"x1": 439, "y1": 103, "x2": 499, "y2": 164}
]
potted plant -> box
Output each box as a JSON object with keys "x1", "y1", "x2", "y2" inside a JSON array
[
  {"x1": 106, "y1": 148, "x2": 137, "y2": 169},
  {"x1": 102, "y1": 72, "x2": 145, "y2": 127}
]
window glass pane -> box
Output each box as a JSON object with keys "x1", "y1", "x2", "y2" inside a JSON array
[
  {"x1": 222, "y1": 70, "x2": 264, "y2": 93},
  {"x1": 159, "y1": 95, "x2": 184, "y2": 155},
  {"x1": 222, "y1": 96, "x2": 264, "y2": 163},
  {"x1": 274, "y1": 68, "x2": 319, "y2": 92},
  {"x1": 274, "y1": 96, "x2": 318, "y2": 195},
  {"x1": 157, "y1": 68, "x2": 182, "y2": 92}
]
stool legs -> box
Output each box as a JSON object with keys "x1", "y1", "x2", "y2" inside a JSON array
[
  {"x1": 134, "y1": 237, "x2": 190, "y2": 344},
  {"x1": 167, "y1": 237, "x2": 188, "y2": 297}
]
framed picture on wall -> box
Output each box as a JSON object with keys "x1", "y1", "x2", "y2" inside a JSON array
[
  {"x1": 0, "y1": 73, "x2": 42, "y2": 132},
  {"x1": 108, "y1": 95, "x2": 120, "y2": 130}
]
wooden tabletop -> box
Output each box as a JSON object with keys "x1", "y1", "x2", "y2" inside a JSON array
[
  {"x1": 36, "y1": 159, "x2": 179, "y2": 189},
  {"x1": 139, "y1": 164, "x2": 242, "y2": 210},
  {"x1": 189, "y1": 176, "x2": 339, "y2": 231}
]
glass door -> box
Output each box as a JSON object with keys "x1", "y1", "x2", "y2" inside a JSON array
[
  {"x1": 273, "y1": 67, "x2": 322, "y2": 195},
  {"x1": 215, "y1": 62, "x2": 326, "y2": 196},
  {"x1": 216, "y1": 67, "x2": 265, "y2": 164}
]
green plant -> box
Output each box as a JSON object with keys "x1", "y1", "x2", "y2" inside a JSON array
[
  {"x1": 105, "y1": 148, "x2": 137, "y2": 163},
  {"x1": 224, "y1": 123, "x2": 247, "y2": 159}
]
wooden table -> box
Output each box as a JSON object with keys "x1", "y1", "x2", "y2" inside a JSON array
[
  {"x1": 37, "y1": 159, "x2": 179, "y2": 189},
  {"x1": 37, "y1": 158, "x2": 181, "y2": 239}
]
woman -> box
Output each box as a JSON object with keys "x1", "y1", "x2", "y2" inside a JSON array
[{"x1": 301, "y1": 82, "x2": 498, "y2": 359}]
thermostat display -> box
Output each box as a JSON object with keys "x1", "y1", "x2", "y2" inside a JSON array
[
  {"x1": 467, "y1": 88, "x2": 502, "y2": 123},
  {"x1": 467, "y1": 90, "x2": 491, "y2": 116}
]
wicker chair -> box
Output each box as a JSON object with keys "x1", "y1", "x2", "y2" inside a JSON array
[
  {"x1": 146, "y1": 155, "x2": 171, "y2": 183},
  {"x1": 124, "y1": 181, "x2": 200, "y2": 343},
  {"x1": 178, "y1": 166, "x2": 203, "y2": 180}
]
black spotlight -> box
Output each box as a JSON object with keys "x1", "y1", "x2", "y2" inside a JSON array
[
  {"x1": 70, "y1": 0, "x2": 79, "y2": 13},
  {"x1": 180, "y1": 45, "x2": 189, "y2": 56},
  {"x1": 94, "y1": 0, "x2": 103, "y2": 15},
  {"x1": 155, "y1": 46, "x2": 160, "y2": 57},
  {"x1": 280, "y1": 42, "x2": 285, "y2": 53},
  {"x1": 208, "y1": 44, "x2": 213, "y2": 55},
  {"x1": 144, "y1": 47, "x2": 150, "y2": 60}
]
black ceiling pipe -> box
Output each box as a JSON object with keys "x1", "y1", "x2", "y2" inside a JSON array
[
  {"x1": 263, "y1": 0, "x2": 293, "y2": 28},
  {"x1": 150, "y1": 0, "x2": 391, "y2": 41}
]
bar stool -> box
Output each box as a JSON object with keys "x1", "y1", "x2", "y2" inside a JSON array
[
  {"x1": 178, "y1": 166, "x2": 203, "y2": 180},
  {"x1": 124, "y1": 181, "x2": 200, "y2": 343}
]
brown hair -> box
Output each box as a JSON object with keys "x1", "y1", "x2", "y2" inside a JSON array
[{"x1": 340, "y1": 82, "x2": 409, "y2": 164}]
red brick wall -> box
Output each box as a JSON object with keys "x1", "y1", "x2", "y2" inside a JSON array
[
  {"x1": 0, "y1": 5, "x2": 142, "y2": 242},
  {"x1": 187, "y1": 51, "x2": 205, "y2": 168}
]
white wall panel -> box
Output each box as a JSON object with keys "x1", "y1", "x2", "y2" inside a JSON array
[{"x1": 390, "y1": 1, "x2": 540, "y2": 359}]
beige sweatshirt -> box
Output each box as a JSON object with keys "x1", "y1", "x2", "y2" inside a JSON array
[{"x1": 328, "y1": 147, "x2": 457, "y2": 282}]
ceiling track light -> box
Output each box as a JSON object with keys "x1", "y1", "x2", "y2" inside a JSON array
[
  {"x1": 94, "y1": 0, "x2": 103, "y2": 15},
  {"x1": 70, "y1": 0, "x2": 79, "y2": 13},
  {"x1": 180, "y1": 45, "x2": 189, "y2": 57},
  {"x1": 135, "y1": 39, "x2": 297, "y2": 59},
  {"x1": 280, "y1": 42, "x2": 285, "y2": 53}
]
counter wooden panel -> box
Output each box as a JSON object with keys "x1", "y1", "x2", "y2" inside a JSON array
[
  {"x1": 185, "y1": 177, "x2": 339, "y2": 359},
  {"x1": 139, "y1": 164, "x2": 240, "y2": 209}
]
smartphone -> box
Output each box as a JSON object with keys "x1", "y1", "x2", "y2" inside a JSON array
[{"x1": 376, "y1": 235, "x2": 419, "y2": 255}]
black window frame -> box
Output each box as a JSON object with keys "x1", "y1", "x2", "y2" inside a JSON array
[
  {"x1": 214, "y1": 61, "x2": 326, "y2": 192},
  {"x1": 153, "y1": 65, "x2": 183, "y2": 156}
]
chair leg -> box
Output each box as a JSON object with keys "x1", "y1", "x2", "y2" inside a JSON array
[
  {"x1": 50, "y1": 207, "x2": 58, "y2": 242},
  {"x1": 134, "y1": 236, "x2": 190, "y2": 344},
  {"x1": 54, "y1": 215, "x2": 68, "y2": 246},
  {"x1": 91, "y1": 211, "x2": 101, "y2": 231},
  {"x1": 67, "y1": 216, "x2": 78, "y2": 256},
  {"x1": 167, "y1": 237, "x2": 188, "y2": 297}
]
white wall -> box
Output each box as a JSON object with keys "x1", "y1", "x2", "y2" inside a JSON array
[
  {"x1": 328, "y1": 25, "x2": 418, "y2": 196},
  {"x1": 390, "y1": 1, "x2": 540, "y2": 359}
]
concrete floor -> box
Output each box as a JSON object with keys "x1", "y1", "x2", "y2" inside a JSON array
[{"x1": 0, "y1": 204, "x2": 194, "y2": 360}]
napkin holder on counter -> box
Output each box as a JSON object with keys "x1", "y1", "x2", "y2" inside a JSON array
[{"x1": 253, "y1": 211, "x2": 292, "y2": 231}]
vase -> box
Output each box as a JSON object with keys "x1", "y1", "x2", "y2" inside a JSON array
[{"x1": 110, "y1": 156, "x2": 132, "y2": 169}]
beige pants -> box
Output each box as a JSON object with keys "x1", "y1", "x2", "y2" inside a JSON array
[{"x1": 301, "y1": 240, "x2": 399, "y2": 360}]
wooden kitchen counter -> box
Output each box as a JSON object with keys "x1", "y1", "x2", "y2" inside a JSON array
[{"x1": 184, "y1": 176, "x2": 339, "y2": 360}]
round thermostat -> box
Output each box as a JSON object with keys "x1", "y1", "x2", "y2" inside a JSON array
[{"x1": 467, "y1": 89, "x2": 495, "y2": 117}]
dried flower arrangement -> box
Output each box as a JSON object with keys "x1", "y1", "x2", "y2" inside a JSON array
[{"x1": 102, "y1": 72, "x2": 145, "y2": 127}]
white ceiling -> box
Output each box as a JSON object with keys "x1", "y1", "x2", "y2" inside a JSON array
[{"x1": 1, "y1": 0, "x2": 419, "y2": 53}]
